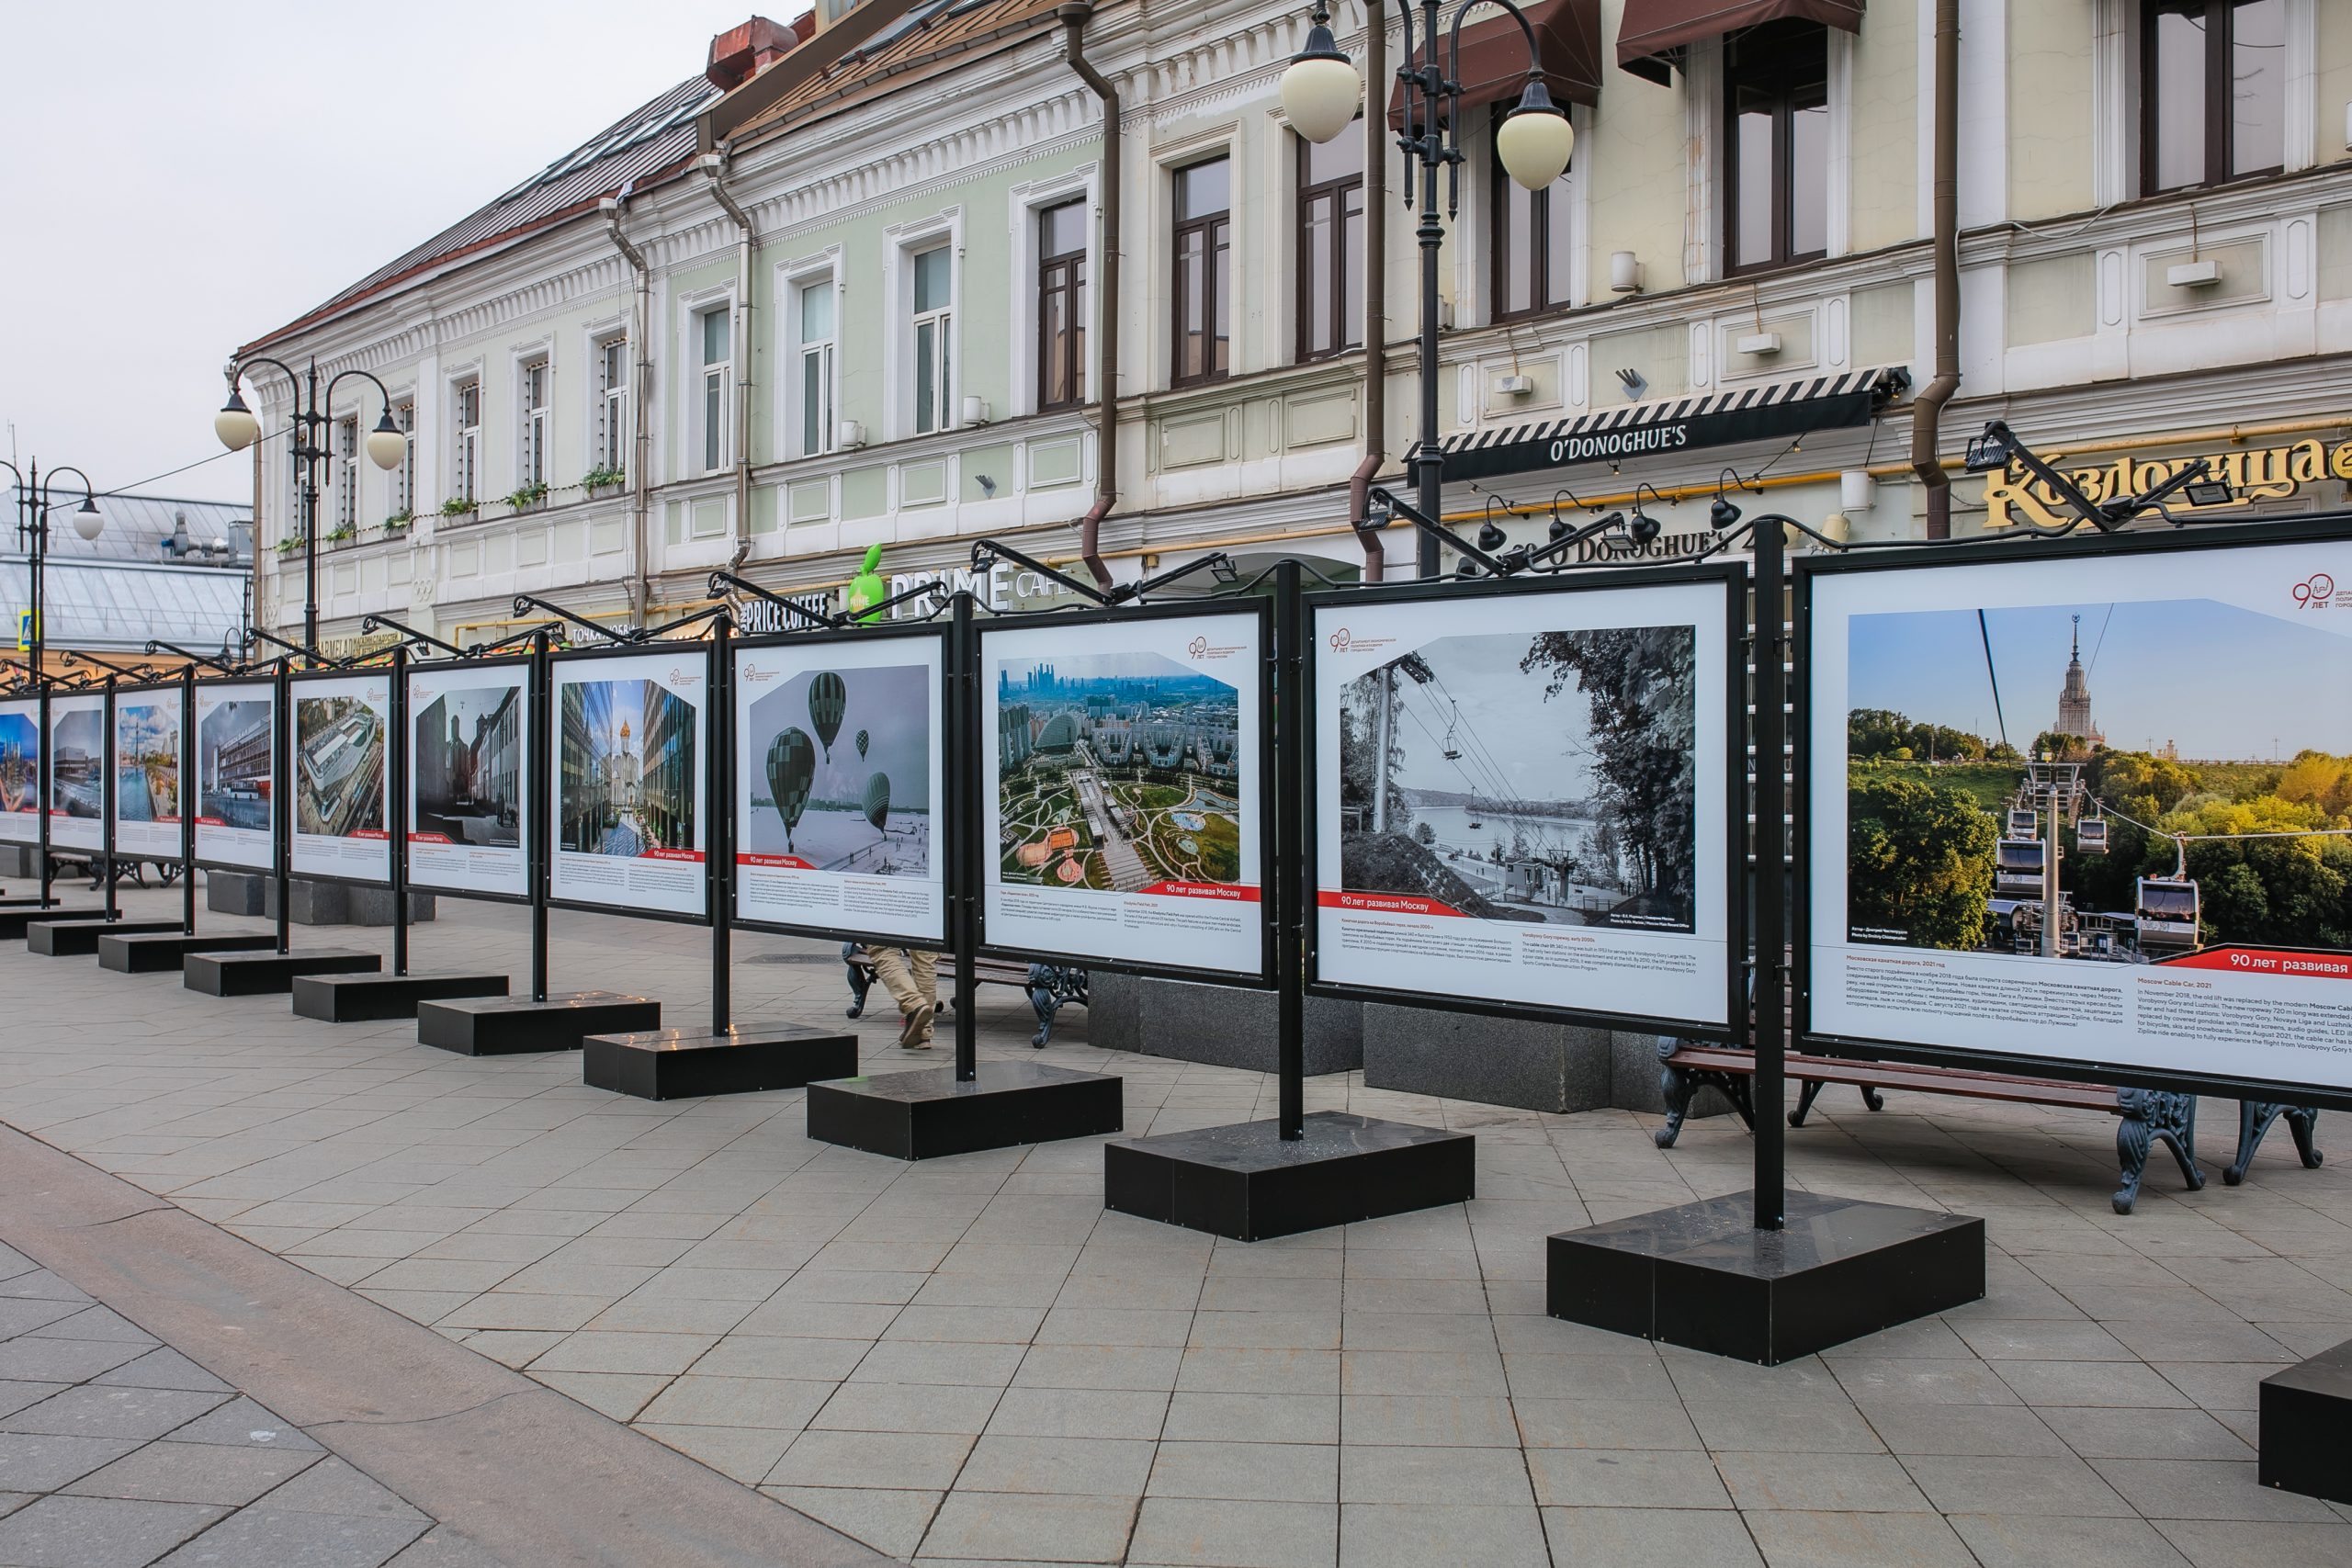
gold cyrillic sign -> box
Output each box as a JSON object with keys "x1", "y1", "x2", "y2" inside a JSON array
[{"x1": 1981, "y1": 436, "x2": 2352, "y2": 529}]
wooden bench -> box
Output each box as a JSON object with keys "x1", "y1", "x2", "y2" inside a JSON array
[
  {"x1": 1657, "y1": 1041, "x2": 2322, "y2": 1215},
  {"x1": 842, "y1": 944, "x2": 1088, "y2": 1048}
]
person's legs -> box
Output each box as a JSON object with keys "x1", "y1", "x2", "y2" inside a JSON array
[
  {"x1": 869, "y1": 947, "x2": 936, "y2": 1048},
  {"x1": 908, "y1": 949, "x2": 938, "y2": 1044}
]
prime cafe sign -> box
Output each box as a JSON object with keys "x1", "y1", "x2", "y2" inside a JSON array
[{"x1": 1982, "y1": 435, "x2": 2352, "y2": 529}]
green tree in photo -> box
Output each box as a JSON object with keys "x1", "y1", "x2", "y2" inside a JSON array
[
  {"x1": 1521, "y1": 626, "x2": 1696, "y2": 900},
  {"x1": 1848, "y1": 770, "x2": 1999, "y2": 949}
]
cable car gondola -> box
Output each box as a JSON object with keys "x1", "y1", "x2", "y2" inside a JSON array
[
  {"x1": 2135, "y1": 877, "x2": 2200, "y2": 953},
  {"x1": 2006, "y1": 807, "x2": 2039, "y2": 839},
  {"x1": 1442, "y1": 702, "x2": 1462, "y2": 762},
  {"x1": 2076, "y1": 817, "x2": 2108, "y2": 855},
  {"x1": 1995, "y1": 839, "x2": 2045, "y2": 899}
]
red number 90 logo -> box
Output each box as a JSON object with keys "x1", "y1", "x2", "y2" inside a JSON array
[{"x1": 2294, "y1": 572, "x2": 2335, "y2": 608}]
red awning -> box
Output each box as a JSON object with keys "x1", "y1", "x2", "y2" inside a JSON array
[
  {"x1": 1617, "y1": 0, "x2": 1864, "y2": 85},
  {"x1": 1386, "y1": 0, "x2": 1601, "y2": 130}
]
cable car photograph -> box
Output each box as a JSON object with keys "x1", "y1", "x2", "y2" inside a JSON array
[
  {"x1": 2134, "y1": 876, "x2": 2201, "y2": 953},
  {"x1": 2075, "y1": 816, "x2": 2109, "y2": 854},
  {"x1": 2006, "y1": 807, "x2": 2039, "y2": 839},
  {"x1": 1995, "y1": 838, "x2": 2046, "y2": 898}
]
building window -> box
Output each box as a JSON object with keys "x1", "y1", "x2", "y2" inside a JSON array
[
  {"x1": 1492, "y1": 108, "x2": 1572, "y2": 318},
  {"x1": 518, "y1": 358, "x2": 549, "y2": 489},
  {"x1": 594, "y1": 341, "x2": 628, "y2": 476},
  {"x1": 390, "y1": 401, "x2": 414, "y2": 517},
  {"x1": 451, "y1": 379, "x2": 481, "y2": 506},
  {"x1": 334, "y1": 417, "x2": 357, "y2": 532},
  {"x1": 1296, "y1": 131, "x2": 1364, "y2": 359},
  {"x1": 910, "y1": 247, "x2": 953, "y2": 434},
  {"x1": 1173, "y1": 158, "x2": 1232, "y2": 386},
  {"x1": 1724, "y1": 21, "x2": 1829, "y2": 274},
  {"x1": 698, "y1": 306, "x2": 732, "y2": 474},
  {"x1": 1037, "y1": 201, "x2": 1089, "y2": 410},
  {"x1": 2143, "y1": 0, "x2": 2285, "y2": 194},
  {"x1": 797, "y1": 279, "x2": 836, "y2": 457}
]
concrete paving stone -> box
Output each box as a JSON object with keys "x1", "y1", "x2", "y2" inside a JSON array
[
  {"x1": 684, "y1": 1336, "x2": 869, "y2": 1383},
  {"x1": 1175, "y1": 1348, "x2": 1339, "y2": 1396},
  {"x1": 2151, "y1": 1361, "x2": 2286, "y2": 1413},
  {"x1": 812, "y1": 1380, "x2": 1003, "y2": 1435},
  {"x1": 0, "y1": 1338, "x2": 150, "y2": 1384},
  {"x1": 1146, "y1": 1442, "x2": 1336, "y2": 1505},
  {"x1": 1337, "y1": 1349, "x2": 1504, "y2": 1398},
  {"x1": 0, "y1": 1382, "x2": 70, "y2": 1421},
  {"x1": 1993, "y1": 1359, "x2": 2198, "y2": 1408},
  {"x1": 1741, "y1": 1508, "x2": 1979, "y2": 1568},
  {"x1": 1713, "y1": 1450, "x2": 1932, "y2": 1513},
  {"x1": 955, "y1": 1435, "x2": 1156, "y2": 1497},
  {"x1": 1010, "y1": 1345, "x2": 1183, "y2": 1393},
  {"x1": 1524, "y1": 1448, "x2": 1732, "y2": 1509},
  {"x1": 1337, "y1": 1501, "x2": 1545, "y2": 1568},
  {"x1": 1188, "y1": 1313, "x2": 1341, "y2": 1353},
  {"x1": 164, "y1": 1397, "x2": 325, "y2": 1451},
  {"x1": 0, "y1": 1299, "x2": 102, "y2": 1338},
  {"x1": 762, "y1": 1484, "x2": 942, "y2": 1562},
  {"x1": 27, "y1": 1306, "x2": 159, "y2": 1345},
  {"x1": 149, "y1": 1506, "x2": 430, "y2": 1567},
  {"x1": 918, "y1": 1489, "x2": 1139, "y2": 1563},
  {"x1": 90, "y1": 1350, "x2": 232, "y2": 1395},
  {"x1": 846, "y1": 1339, "x2": 1023, "y2": 1388},
  {"x1": 526, "y1": 1330, "x2": 717, "y2": 1376},
  {"x1": 580, "y1": 1296, "x2": 762, "y2": 1336},
  {"x1": 2036, "y1": 1406, "x2": 2256, "y2": 1461},
  {"x1": 1538, "y1": 1506, "x2": 1766, "y2": 1568},
  {"x1": 1950, "y1": 1319, "x2": 2136, "y2": 1362},
  {"x1": 535, "y1": 1371, "x2": 668, "y2": 1422},
  {"x1": 252, "y1": 1456, "x2": 425, "y2": 1521},
  {"x1": 1338, "y1": 1313, "x2": 1501, "y2": 1356},
  {"x1": 62, "y1": 1440, "x2": 320, "y2": 1506},
  {"x1": 618, "y1": 1371, "x2": 836, "y2": 1431},
  {"x1": 0, "y1": 1494, "x2": 230, "y2": 1568},
  {"x1": 1510, "y1": 1397, "x2": 1704, "y2": 1451},
  {"x1": 4, "y1": 1386, "x2": 231, "y2": 1442},
  {"x1": 1338, "y1": 1394, "x2": 1519, "y2": 1448},
  {"x1": 437, "y1": 1330, "x2": 564, "y2": 1370},
  {"x1": 2153, "y1": 1518, "x2": 2352, "y2": 1567},
  {"x1": 0, "y1": 1434, "x2": 144, "y2": 1494},
  {"x1": 1950, "y1": 1513, "x2": 2193, "y2": 1568},
  {"x1": 985, "y1": 1387, "x2": 1172, "y2": 1441},
  {"x1": 0, "y1": 1272, "x2": 95, "y2": 1304},
  {"x1": 1125, "y1": 1495, "x2": 1335, "y2": 1568},
  {"x1": 1338, "y1": 1444, "x2": 1532, "y2": 1506},
  {"x1": 877, "y1": 1304, "x2": 1046, "y2": 1345},
  {"x1": 1905, "y1": 1452, "x2": 2143, "y2": 1517},
  {"x1": 767, "y1": 1427, "x2": 977, "y2": 1492},
  {"x1": 1498, "y1": 1351, "x2": 1675, "y2": 1402},
  {"x1": 632, "y1": 1421, "x2": 797, "y2": 1486},
  {"x1": 2091, "y1": 1458, "x2": 2343, "y2": 1522},
  {"x1": 1855, "y1": 1400, "x2": 2067, "y2": 1458}
]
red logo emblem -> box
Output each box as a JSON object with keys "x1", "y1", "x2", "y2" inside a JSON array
[
  {"x1": 1328, "y1": 628, "x2": 1351, "y2": 651},
  {"x1": 2294, "y1": 572, "x2": 2335, "y2": 609}
]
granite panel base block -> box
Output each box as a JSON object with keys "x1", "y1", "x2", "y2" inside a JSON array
[
  {"x1": 184, "y1": 949, "x2": 382, "y2": 997},
  {"x1": 806, "y1": 1060, "x2": 1123, "y2": 1160},
  {"x1": 2261, "y1": 1337, "x2": 2352, "y2": 1505},
  {"x1": 29, "y1": 919, "x2": 182, "y2": 956},
  {"x1": 584, "y1": 1024, "x2": 859, "y2": 1100},
  {"x1": 97, "y1": 931, "x2": 277, "y2": 973},
  {"x1": 207, "y1": 872, "x2": 266, "y2": 918},
  {"x1": 291, "y1": 971, "x2": 510, "y2": 1022},
  {"x1": 0, "y1": 907, "x2": 107, "y2": 942},
  {"x1": 1104, "y1": 1111, "x2": 1476, "y2": 1242},
  {"x1": 417, "y1": 991, "x2": 660, "y2": 1055},
  {"x1": 1547, "y1": 1190, "x2": 1986, "y2": 1366}
]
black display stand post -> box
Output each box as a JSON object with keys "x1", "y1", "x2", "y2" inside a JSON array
[
  {"x1": 99, "y1": 666, "x2": 272, "y2": 971},
  {"x1": 1544, "y1": 517, "x2": 1985, "y2": 1364},
  {"x1": 29, "y1": 678, "x2": 175, "y2": 955},
  {"x1": 1102, "y1": 558, "x2": 1475, "y2": 1240},
  {"x1": 805, "y1": 589, "x2": 1123, "y2": 1158},
  {"x1": 293, "y1": 637, "x2": 506, "y2": 1021},
  {"x1": 186, "y1": 655, "x2": 381, "y2": 995},
  {"x1": 584, "y1": 610, "x2": 859, "y2": 1099},
  {"x1": 0, "y1": 673, "x2": 78, "y2": 938},
  {"x1": 420, "y1": 626, "x2": 657, "y2": 1054}
]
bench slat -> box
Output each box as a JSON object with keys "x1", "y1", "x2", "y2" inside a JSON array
[{"x1": 1667, "y1": 1046, "x2": 2117, "y2": 1111}]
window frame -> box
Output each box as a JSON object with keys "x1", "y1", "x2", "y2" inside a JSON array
[
  {"x1": 1171, "y1": 157, "x2": 1233, "y2": 389},
  {"x1": 910, "y1": 243, "x2": 955, "y2": 436},
  {"x1": 695, "y1": 304, "x2": 733, "y2": 476},
  {"x1": 1722, "y1": 21, "x2": 1831, "y2": 277},
  {"x1": 334, "y1": 416, "x2": 358, "y2": 533},
  {"x1": 517, "y1": 356, "x2": 550, "y2": 489},
  {"x1": 793, "y1": 273, "x2": 838, "y2": 458},
  {"x1": 390, "y1": 400, "x2": 414, "y2": 518},
  {"x1": 593, "y1": 337, "x2": 628, "y2": 477},
  {"x1": 450, "y1": 378, "x2": 481, "y2": 508},
  {"x1": 1295, "y1": 130, "x2": 1365, "y2": 361},
  {"x1": 1036, "y1": 199, "x2": 1089, "y2": 411},
  {"x1": 2139, "y1": 0, "x2": 2288, "y2": 196},
  {"x1": 1487, "y1": 107, "x2": 1576, "y2": 321}
]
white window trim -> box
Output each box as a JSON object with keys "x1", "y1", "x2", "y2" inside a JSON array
[
  {"x1": 881, "y1": 209, "x2": 964, "y2": 442},
  {"x1": 678, "y1": 284, "x2": 737, "y2": 477},
  {"x1": 1682, "y1": 40, "x2": 1722, "y2": 286},
  {"x1": 777, "y1": 248, "x2": 844, "y2": 460},
  {"x1": 1007, "y1": 168, "x2": 1099, "y2": 419},
  {"x1": 333, "y1": 415, "x2": 358, "y2": 533},
  {"x1": 388, "y1": 395, "x2": 416, "y2": 520},
  {"x1": 579, "y1": 314, "x2": 629, "y2": 482},
  {"x1": 514, "y1": 351, "x2": 551, "y2": 491},
  {"x1": 446, "y1": 368, "x2": 484, "y2": 510}
]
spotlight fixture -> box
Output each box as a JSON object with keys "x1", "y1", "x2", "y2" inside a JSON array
[
  {"x1": 1628, "y1": 510, "x2": 1661, "y2": 546},
  {"x1": 2181, "y1": 479, "x2": 2233, "y2": 507},
  {"x1": 1476, "y1": 520, "x2": 1509, "y2": 552},
  {"x1": 1709, "y1": 496, "x2": 1742, "y2": 530}
]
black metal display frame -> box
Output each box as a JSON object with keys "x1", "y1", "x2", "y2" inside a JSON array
[
  {"x1": 725, "y1": 619, "x2": 955, "y2": 952},
  {"x1": 102, "y1": 676, "x2": 191, "y2": 871},
  {"x1": 43, "y1": 685, "x2": 111, "y2": 881},
  {"x1": 280, "y1": 663, "x2": 399, "y2": 895},
  {"x1": 398, "y1": 649, "x2": 537, "y2": 910},
  {"x1": 1792, "y1": 511, "x2": 2352, "y2": 1115},
  {"x1": 541, "y1": 638, "x2": 719, "y2": 929},
  {"x1": 187, "y1": 676, "x2": 281, "y2": 878},
  {"x1": 0, "y1": 691, "x2": 42, "y2": 865},
  {"x1": 970, "y1": 594, "x2": 1281, "y2": 988},
  {"x1": 1298, "y1": 559, "x2": 1749, "y2": 1040}
]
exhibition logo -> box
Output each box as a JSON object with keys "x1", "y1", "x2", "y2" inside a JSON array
[
  {"x1": 2292, "y1": 571, "x2": 2340, "y2": 610},
  {"x1": 1185, "y1": 635, "x2": 1246, "y2": 662},
  {"x1": 668, "y1": 666, "x2": 703, "y2": 691},
  {"x1": 1325, "y1": 626, "x2": 1395, "y2": 656},
  {"x1": 1328, "y1": 628, "x2": 1351, "y2": 651},
  {"x1": 1189, "y1": 637, "x2": 1207, "y2": 658}
]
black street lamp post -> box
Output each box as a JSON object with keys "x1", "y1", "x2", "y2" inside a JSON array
[
  {"x1": 212, "y1": 358, "x2": 405, "y2": 660},
  {"x1": 3, "y1": 460, "x2": 105, "y2": 908},
  {"x1": 1283, "y1": 0, "x2": 1573, "y2": 577}
]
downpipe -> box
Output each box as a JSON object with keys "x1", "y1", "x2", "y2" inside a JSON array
[
  {"x1": 601, "y1": 186, "x2": 655, "y2": 628},
  {"x1": 1910, "y1": 0, "x2": 1961, "y2": 538},
  {"x1": 1060, "y1": 0, "x2": 1120, "y2": 591}
]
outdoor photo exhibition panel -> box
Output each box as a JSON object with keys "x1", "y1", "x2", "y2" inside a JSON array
[
  {"x1": 287, "y1": 671, "x2": 392, "y2": 884},
  {"x1": 1800, "y1": 517, "x2": 2352, "y2": 1104},
  {"x1": 0, "y1": 697, "x2": 38, "y2": 844},
  {"x1": 979, "y1": 604, "x2": 1272, "y2": 979},
  {"x1": 45, "y1": 693, "x2": 103, "y2": 853},
  {"x1": 548, "y1": 647, "x2": 709, "y2": 920},
  {"x1": 406, "y1": 659, "x2": 530, "y2": 901},
  {"x1": 109, "y1": 684, "x2": 186, "y2": 863},
  {"x1": 733, "y1": 627, "x2": 946, "y2": 946},
  {"x1": 192, "y1": 682, "x2": 275, "y2": 870},
  {"x1": 1308, "y1": 568, "x2": 1740, "y2": 1031}
]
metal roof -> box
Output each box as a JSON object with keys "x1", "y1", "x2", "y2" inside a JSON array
[
  {"x1": 241, "y1": 75, "x2": 721, "y2": 355},
  {"x1": 725, "y1": 0, "x2": 1069, "y2": 144},
  {"x1": 7, "y1": 489, "x2": 252, "y2": 567},
  {"x1": 0, "y1": 556, "x2": 248, "y2": 655}
]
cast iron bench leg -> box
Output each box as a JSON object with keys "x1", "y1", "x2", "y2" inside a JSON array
[
  {"x1": 842, "y1": 943, "x2": 870, "y2": 1021},
  {"x1": 1025, "y1": 964, "x2": 1059, "y2": 1048},
  {"x1": 2115, "y1": 1088, "x2": 2204, "y2": 1215},
  {"x1": 2225, "y1": 1101, "x2": 2324, "y2": 1186},
  {"x1": 1656, "y1": 1039, "x2": 1756, "y2": 1150}
]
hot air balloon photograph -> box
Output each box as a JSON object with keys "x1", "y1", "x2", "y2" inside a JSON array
[{"x1": 739, "y1": 654, "x2": 932, "y2": 876}]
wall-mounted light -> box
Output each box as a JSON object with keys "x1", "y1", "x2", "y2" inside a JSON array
[
  {"x1": 837, "y1": 420, "x2": 866, "y2": 450},
  {"x1": 961, "y1": 396, "x2": 991, "y2": 426},
  {"x1": 1838, "y1": 469, "x2": 1876, "y2": 512},
  {"x1": 1614, "y1": 367, "x2": 1646, "y2": 401},
  {"x1": 1609, "y1": 251, "x2": 1642, "y2": 294}
]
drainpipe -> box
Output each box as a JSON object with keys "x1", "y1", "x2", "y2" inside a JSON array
[
  {"x1": 1911, "y1": 0, "x2": 1960, "y2": 539},
  {"x1": 600, "y1": 185, "x2": 655, "y2": 628},
  {"x1": 1347, "y1": 5, "x2": 1388, "y2": 581},
  {"x1": 702, "y1": 151, "x2": 758, "y2": 552},
  {"x1": 1060, "y1": 0, "x2": 1119, "y2": 591}
]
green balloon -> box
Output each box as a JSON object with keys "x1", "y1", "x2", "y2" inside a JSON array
[
  {"x1": 808, "y1": 671, "x2": 845, "y2": 761},
  {"x1": 862, "y1": 772, "x2": 890, "y2": 835},
  {"x1": 765, "y1": 728, "x2": 815, "y2": 853}
]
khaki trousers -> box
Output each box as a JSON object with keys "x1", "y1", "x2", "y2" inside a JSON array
[{"x1": 869, "y1": 947, "x2": 937, "y2": 1042}]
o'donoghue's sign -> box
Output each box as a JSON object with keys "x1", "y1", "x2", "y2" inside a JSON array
[{"x1": 1982, "y1": 434, "x2": 2352, "y2": 530}]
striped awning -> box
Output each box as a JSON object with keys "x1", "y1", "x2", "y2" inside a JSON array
[{"x1": 1437, "y1": 366, "x2": 1908, "y2": 482}]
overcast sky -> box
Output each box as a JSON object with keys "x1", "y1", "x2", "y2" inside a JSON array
[{"x1": 0, "y1": 0, "x2": 793, "y2": 509}]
